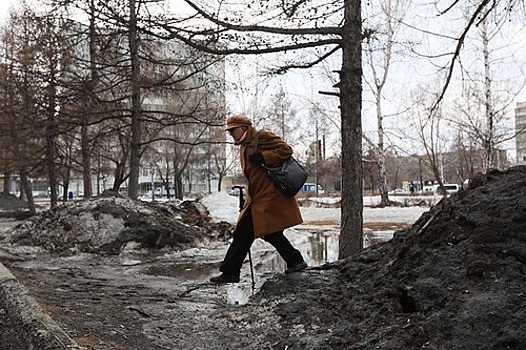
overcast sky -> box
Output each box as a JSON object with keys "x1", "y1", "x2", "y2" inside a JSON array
[{"x1": 0, "y1": 0, "x2": 16, "y2": 23}]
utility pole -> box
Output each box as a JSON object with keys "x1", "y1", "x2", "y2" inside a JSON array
[{"x1": 419, "y1": 157, "x2": 424, "y2": 194}]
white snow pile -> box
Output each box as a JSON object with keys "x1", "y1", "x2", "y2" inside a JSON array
[
  {"x1": 199, "y1": 191, "x2": 239, "y2": 224},
  {"x1": 2, "y1": 196, "x2": 209, "y2": 254}
]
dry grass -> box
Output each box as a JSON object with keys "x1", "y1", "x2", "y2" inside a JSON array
[
  {"x1": 303, "y1": 220, "x2": 409, "y2": 231},
  {"x1": 364, "y1": 222, "x2": 409, "y2": 231}
]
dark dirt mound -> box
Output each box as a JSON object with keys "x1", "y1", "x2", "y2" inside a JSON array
[
  {"x1": 0, "y1": 193, "x2": 31, "y2": 219},
  {"x1": 0, "y1": 193, "x2": 29, "y2": 211},
  {"x1": 250, "y1": 166, "x2": 526, "y2": 349},
  {"x1": 3, "y1": 197, "x2": 232, "y2": 254},
  {"x1": 0, "y1": 307, "x2": 26, "y2": 350}
]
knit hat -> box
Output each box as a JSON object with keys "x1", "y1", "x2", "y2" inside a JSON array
[{"x1": 225, "y1": 114, "x2": 252, "y2": 130}]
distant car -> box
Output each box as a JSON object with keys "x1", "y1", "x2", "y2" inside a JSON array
[
  {"x1": 436, "y1": 184, "x2": 461, "y2": 195},
  {"x1": 300, "y1": 183, "x2": 325, "y2": 194},
  {"x1": 154, "y1": 186, "x2": 176, "y2": 197},
  {"x1": 389, "y1": 188, "x2": 408, "y2": 195}
]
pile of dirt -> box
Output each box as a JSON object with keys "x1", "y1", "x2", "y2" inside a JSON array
[
  {"x1": 3, "y1": 196, "x2": 233, "y2": 255},
  {"x1": 0, "y1": 193, "x2": 30, "y2": 218},
  {"x1": 0, "y1": 307, "x2": 26, "y2": 349},
  {"x1": 243, "y1": 166, "x2": 526, "y2": 349}
]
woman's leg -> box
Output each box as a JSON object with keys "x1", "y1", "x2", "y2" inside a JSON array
[
  {"x1": 217, "y1": 209, "x2": 254, "y2": 277},
  {"x1": 263, "y1": 231, "x2": 305, "y2": 268}
]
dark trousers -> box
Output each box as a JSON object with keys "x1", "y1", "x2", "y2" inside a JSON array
[{"x1": 219, "y1": 208, "x2": 304, "y2": 276}]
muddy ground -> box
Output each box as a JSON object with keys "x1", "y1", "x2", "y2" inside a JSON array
[{"x1": 1, "y1": 167, "x2": 526, "y2": 349}]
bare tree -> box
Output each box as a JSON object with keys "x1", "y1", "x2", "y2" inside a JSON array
[
  {"x1": 259, "y1": 85, "x2": 294, "y2": 139},
  {"x1": 0, "y1": 7, "x2": 69, "y2": 209},
  {"x1": 412, "y1": 90, "x2": 448, "y2": 195},
  {"x1": 0, "y1": 21, "x2": 34, "y2": 207},
  {"x1": 23, "y1": 0, "x2": 222, "y2": 200}
]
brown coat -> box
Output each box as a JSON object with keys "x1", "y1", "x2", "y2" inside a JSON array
[{"x1": 236, "y1": 127, "x2": 303, "y2": 238}]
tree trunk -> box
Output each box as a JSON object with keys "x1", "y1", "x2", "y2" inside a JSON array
[
  {"x1": 82, "y1": 0, "x2": 98, "y2": 199},
  {"x1": 482, "y1": 17, "x2": 494, "y2": 172},
  {"x1": 127, "y1": 0, "x2": 142, "y2": 200},
  {"x1": 62, "y1": 171, "x2": 70, "y2": 202},
  {"x1": 80, "y1": 121, "x2": 92, "y2": 198},
  {"x1": 174, "y1": 172, "x2": 184, "y2": 199},
  {"x1": 46, "y1": 71, "x2": 58, "y2": 208},
  {"x1": 377, "y1": 110, "x2": 389, "y2": 205},
  {"x1": 2, "y1": 173, "x2": 11, "y2": 194},
  {"x1": 19, "y1": 168, "x2": 36, "y2": 215},
  {"x1": 339, "y1": 0, "x2": 364, "y2": 259}
]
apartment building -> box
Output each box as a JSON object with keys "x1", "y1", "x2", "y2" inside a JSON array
[{"x1": 515, "y1": 102, "x2": 526, "y2": 165}]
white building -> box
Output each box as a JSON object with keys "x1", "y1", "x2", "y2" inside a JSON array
[{"x1": 514, "y1": 102, "x2": 526, "y2": 165}]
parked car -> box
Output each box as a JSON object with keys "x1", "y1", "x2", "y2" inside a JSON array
[
  {"x1": 300, "y1": 183, "x2": 325, "y2": 194},
  {"x1": 389, "y1": 188, "x2": 408, "y2": 195},
  {"x1": 436, "y1": 183, "x2": 461, "y2": 195},
  {"x1": 154, "y1": 186, "x2": 176, "y2": 197},
  {"x1": 423, "y1": 183, "x2": 461, "y2": 195}
]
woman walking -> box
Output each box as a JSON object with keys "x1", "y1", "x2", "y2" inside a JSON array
[{"x1": 210, "y1": 114, "x2": 307, "y2": 283}]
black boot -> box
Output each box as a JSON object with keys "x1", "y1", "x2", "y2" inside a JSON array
[
  {"x1": 210, "y1": 273, "x2": 240, "y2": 283},
  {"x1": 285, "y1": 261, "x2": 307, "y2": 274}
]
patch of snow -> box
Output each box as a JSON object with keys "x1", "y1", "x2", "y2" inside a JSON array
[
  {"x1": 77, "y1": 212, "x2": 126, "y2": 245},
  {"x1": 200, "y1": 191, "x2": 239, "y2": 223},
  {"x1": 200, "y1": 193, "x2": 431, "y2": 226}
]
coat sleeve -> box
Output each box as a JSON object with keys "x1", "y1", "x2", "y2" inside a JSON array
[{"x1": 257, "y1": 130, "x2": 293, "y2": 168}]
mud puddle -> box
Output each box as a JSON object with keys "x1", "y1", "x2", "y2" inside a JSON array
[{"x1": 138, "y1": 225, "x2": 396, "y2": 306}]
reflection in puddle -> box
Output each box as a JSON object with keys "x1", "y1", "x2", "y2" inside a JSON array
[
  {"x1": 365, "y1": 229, "x2": 395, "y2": 247},
  {"x1": 144, "y1": 262, "x2": 220, "y2": 281},
  {"x1": 308, "y1": 231, "x2": 339, "y2": 263},
  {"x1": 253, "y1": 228, "x2": 394, "y2": 272}
]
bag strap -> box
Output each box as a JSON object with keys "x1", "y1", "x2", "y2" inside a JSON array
[
  {"x1": 253, "y1": 131, "x2": 260, "y2": 155},
  {"x1": 253, "y1": 131, "x2": 287, "y2": 171},
  {"x1": 252, "y1": 131, "x2": 273, "y2": 170}
]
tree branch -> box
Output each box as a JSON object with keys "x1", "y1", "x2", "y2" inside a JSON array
[
  {"x1": 147, "y1": 27, "x2": 341, "y2": 55},
  {"x1": 181, "y1": 0, "x2": 342, "y2": 36},
  {"x1": 429, "y1": 0, "x2": 491, "y2": 117},
  {"x1": 271, "y1": 45, "x2": 342, "y2": 74}
]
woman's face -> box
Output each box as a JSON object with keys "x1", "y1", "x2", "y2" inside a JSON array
[{"x1": 228, "y1": 126, "x2": 245, "y2": 143}]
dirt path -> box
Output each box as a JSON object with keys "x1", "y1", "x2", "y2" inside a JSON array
[{"x1": 2, "y1": 245, "x2": 295, "y2": 350}]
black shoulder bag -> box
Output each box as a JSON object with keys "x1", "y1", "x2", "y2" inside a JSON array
[{"x1": 253, "y1": 131, "x2": 308, "y2": 196}]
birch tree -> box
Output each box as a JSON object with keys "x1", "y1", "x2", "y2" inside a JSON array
[
  {"x1": 363, "y1": 0, "x2": 409, "y2": 205},
  {"x1": 447, "y1": 9, "x2": 522, "y2": 174}
]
